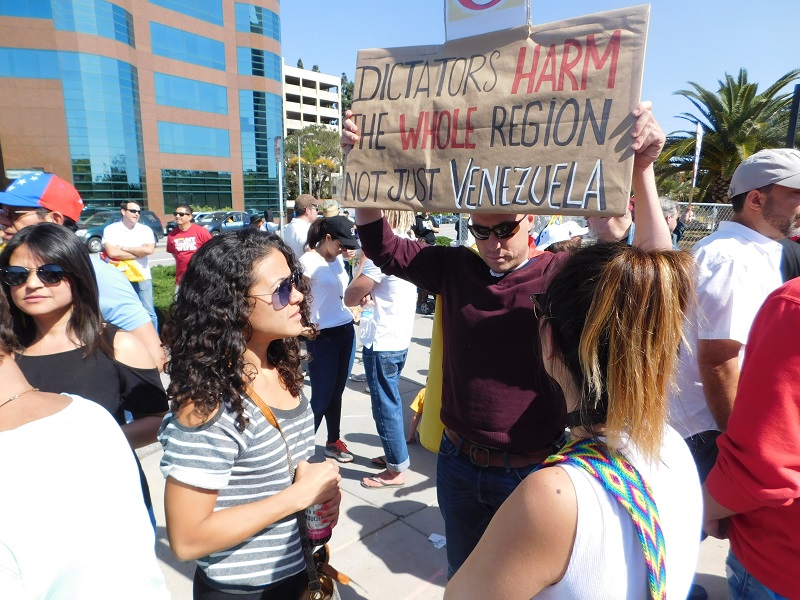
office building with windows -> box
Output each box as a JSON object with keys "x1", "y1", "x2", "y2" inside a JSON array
[
  {"x1": 0, "y1": 0, "x2": 284, "y2": 218},
  {"x1": 283, "y1": 63, "x2": 341, "y2": 136}
]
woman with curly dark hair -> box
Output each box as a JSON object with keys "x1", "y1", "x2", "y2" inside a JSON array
[{"x1": 158, "y1": 229, "x2": 341, "y2": 599}]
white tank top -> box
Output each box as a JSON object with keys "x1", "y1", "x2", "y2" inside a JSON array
[{"x1": 533, "y1": 427, "x2": 702, "y2": 600}]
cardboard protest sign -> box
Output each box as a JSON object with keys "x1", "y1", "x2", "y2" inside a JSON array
[
  {"x1": 445, "y1": 0, "x2": 530, "y2": 41},
  {"x1": 343, "y1": 5, "x2": 649, "y2": 216}
]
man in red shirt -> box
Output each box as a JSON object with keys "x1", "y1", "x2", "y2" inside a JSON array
[
  {"x1": 166, "y1": 204, "x2": 211, "y2": 290},
  {"x1": 703, "y1": 278, "x2": 800, "y2": 600}
]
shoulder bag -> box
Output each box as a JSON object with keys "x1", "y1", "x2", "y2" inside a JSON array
[{"x1": 246, "y1": 386, "x2": 349, "y2": 600}]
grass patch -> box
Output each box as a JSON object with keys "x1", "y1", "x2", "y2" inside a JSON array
[
  {"x1": 434, "y1": 235, "x2": 453, "y2": 246},
  {"x1": 152, "y1": 265, "x2": 176, "y2": 315}
]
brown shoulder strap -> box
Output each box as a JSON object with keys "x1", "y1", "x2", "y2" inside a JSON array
[{"x1": 245, "y1": 385, "x2": 280, "y2": 430}]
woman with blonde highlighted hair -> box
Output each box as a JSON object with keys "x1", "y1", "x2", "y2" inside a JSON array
[{"x1": 446, "y1": 243, "x2": 703, "y2": 600}]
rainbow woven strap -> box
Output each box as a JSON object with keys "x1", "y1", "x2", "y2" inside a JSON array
[{"x1": 538, "y1": 438, "x2": 667, "y2": 600}]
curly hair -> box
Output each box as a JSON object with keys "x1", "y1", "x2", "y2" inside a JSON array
[
  {"x1": 162, "y1": 229, "x2": 316, "y2": 431},
  {"x1": 0, "y1": 222, "x2": 111, "y2": 357}
]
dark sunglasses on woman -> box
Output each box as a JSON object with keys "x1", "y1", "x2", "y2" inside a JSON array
[
  {"x1": 467, "y1": 216, "x2": 527, "y2": 240},
  {"x1": 251, "y1": 270, "x2": 301, "y2": 309},
  {"x1": 1, "y1": 264, "x2": 68, "y2": 286}
]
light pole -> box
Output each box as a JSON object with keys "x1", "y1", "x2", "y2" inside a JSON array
[{"x1": 296, "y1": 133, "x2": 306, "y2": 196}]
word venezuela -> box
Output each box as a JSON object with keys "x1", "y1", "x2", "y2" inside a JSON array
[{"x1": 343, "y1": 6, "x2": 649, "y2": 216}]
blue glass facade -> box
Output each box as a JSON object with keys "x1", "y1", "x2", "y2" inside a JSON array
[
  {"x1": 158, "y1": 122, "x2": 230, "y2": 157},
  {"x1": 0, "y1": 0, "x2": 51, "y2": 18},
  {"x1": 234, "y1": 3, "x2": 280, "y2": 41},
  {"x1": 240, "y1": 90, "x2": 282, "y2": 210},
  {"x1": 237, "y1": 47, "x2": 281, "y2": 81},
  {"x1": 1, "y1": 2, "x2": 285, "y2": 214},
  {"x1": 151, "y1": 22, "x2": 226, "y2": 70},
  {"x1": 0, "y1": 48, "x2": 60, "y2": 78},
  {"x1": 154, "y1": 73, "x2": 227, "y2": 114},
  {"x1": 60, "y1": 52, "x2": 146, "y2": 204},
  {"x1": 53, "y1": 0, "x2": 135, "y2": 46},
  {"x1": 162, "y1": 169, "x2": 232, "y2": 211},
  {"x1": 149, "y1": 0, "x2": 223, "y2": 26}
]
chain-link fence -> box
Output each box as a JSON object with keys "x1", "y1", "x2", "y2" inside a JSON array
[
  {"x1": 446, "y1": 203, "x2": 733, "y2": 249},
  {"x1": 676, "y1": 202, "x2": 734, "y2": 251}
]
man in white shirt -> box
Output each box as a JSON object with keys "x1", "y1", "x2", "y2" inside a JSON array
[
  {"x1": 102, "y1": 201, "x2": 157, "y2": 329},
  {"x1": 671, "y1": 149, "x2": 800, "y2": 483},
  {"x1": 281, "y1": 194, "x2": 318, "y2": 258}
]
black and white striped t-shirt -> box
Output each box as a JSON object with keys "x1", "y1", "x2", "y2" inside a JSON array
[{"x1": 159, "y1": 393, "x2": 314, "y2": 590}]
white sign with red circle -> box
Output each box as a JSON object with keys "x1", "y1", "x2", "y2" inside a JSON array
[{"x1": 446, "y1": 0, "x2": 529, "y2": 41}]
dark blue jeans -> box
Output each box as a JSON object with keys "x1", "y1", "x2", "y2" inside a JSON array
[
  {"x1": 363, "y1": 347, "x2": 409, "y2": 472},
  {"x1": 306, "y1": 323, "x2": 355, "y2": 443},
  {"x1": 685, "y1": 429, "x2": 721, "y2": 483},
  {"x1": 436, "y1": 432, "x2": 539, "y2": 579}
]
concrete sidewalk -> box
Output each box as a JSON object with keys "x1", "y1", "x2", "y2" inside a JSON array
[{"x1": 141, "y1": 312, "x2": 729, "y2": 599}]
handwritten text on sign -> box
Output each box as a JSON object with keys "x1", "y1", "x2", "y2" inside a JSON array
[{"x1": 343, "y1": 5, "x2": 649, "y2": 216}]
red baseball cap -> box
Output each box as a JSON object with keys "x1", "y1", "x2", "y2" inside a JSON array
[{"x1": 0, "y1": 173, "x2": 84, "y2": 221}]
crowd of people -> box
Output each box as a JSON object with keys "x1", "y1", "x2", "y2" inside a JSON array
[{"x1": 0, "y1": 98, "x2": 798, "y2": 600}]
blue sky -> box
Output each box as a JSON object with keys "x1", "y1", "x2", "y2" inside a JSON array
[{"x1": 281, "y1": 1, "x2": 800, "y2": 136}]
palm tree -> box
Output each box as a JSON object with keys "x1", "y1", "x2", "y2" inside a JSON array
[
  {"x1": 285, "y1": 126, "x2": 342, "y2": 199},
  {"x1": 657, "y1": 68, "x2": 800, "y2": 203}
]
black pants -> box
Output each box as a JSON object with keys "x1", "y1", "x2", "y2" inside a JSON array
[
  {"x1": 306, "y1": 323, "x2": 355, "y2": 442},
  {"x1": 193, "y1": 569, "x2": 306, "y2": 600}
]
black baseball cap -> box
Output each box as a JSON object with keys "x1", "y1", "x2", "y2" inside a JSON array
[{"x1": 323, "y1": 216, "x2": 359, "y2": 249}]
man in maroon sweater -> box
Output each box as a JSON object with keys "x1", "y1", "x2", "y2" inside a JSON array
[{"x1": 343, "y1": 103, "x2": 672, "y2": 577}]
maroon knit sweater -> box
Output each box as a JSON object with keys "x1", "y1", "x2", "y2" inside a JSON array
[{"x1": 358, "y1": 218, "x2": 567, "y2": 454}]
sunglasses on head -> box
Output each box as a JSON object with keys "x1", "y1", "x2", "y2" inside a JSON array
[
  {"x1": 252, "y1": 270, "x2": 301, "y2": 309},
  {"x1": 468, "y1": 216, "x2": 526, "y2": 240},
  {"x1": 1, "y1": 264, "x2": 68, "y2": 286},
  {"x1": 531, "y1": 293, "x2": 548, "y2": 321},
  {"x1": 173, "y1": 211, "x2": 190, "y2": 217}
]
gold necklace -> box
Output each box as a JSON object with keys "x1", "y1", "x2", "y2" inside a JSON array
[{"x1": 0, "y1": 387, "x2": 39, "y2": 410}]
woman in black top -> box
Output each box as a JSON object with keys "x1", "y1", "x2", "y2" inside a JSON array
[{"x1": 0, "y1": 223, "x2": 167, "y2": 521}]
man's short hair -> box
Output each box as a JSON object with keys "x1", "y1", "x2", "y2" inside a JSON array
[
  {"x1": 175, "y1": 204, "x2": 192, "y2": 214},
  {"x1": 659, "y1": 197, "x2": 678, "y2": 217},
  {"x1": 730, "y1": 184, "x2": 773, "y2": 213}
]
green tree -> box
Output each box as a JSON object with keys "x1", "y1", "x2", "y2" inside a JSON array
[
  {"x1": 312, "y1": 64, "x2": 320, "y2": 73},
  {"x1": 341, "y1": 72, "x2": 354, "y2": 120},
  {"x1": 658, "y1": 172, "x2": 691, "y2": 202},
  {"x1": 657, "y1": 68, "x2": 800, "y2": 203},
  {"x1": 285, "y1": 126, "x2": 342, "y2": 199},
  {"x1": 297, "y1": 58, "x2": 304, "y2": 69}
]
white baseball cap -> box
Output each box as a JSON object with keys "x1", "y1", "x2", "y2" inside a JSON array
[
  {"x1": 536, "y1": 221, "x2": 588, "y2": 250},
  {"x1": 728, "y1": 148, "x2": 800, "y2": 197}
]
